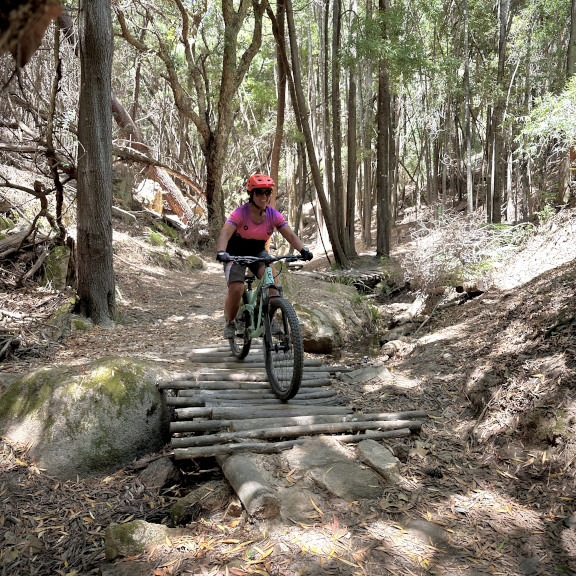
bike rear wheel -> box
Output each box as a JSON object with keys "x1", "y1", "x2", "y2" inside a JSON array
[
  {"x1": 229, "y1": 291, "x2": 252, "y2": 359},
  {"x1": 264, "y1": 297, "x2": 303, "y2": 401}
]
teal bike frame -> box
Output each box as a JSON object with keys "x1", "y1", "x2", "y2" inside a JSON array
[
  {"x1": 236, "y1": 256, "x2": 293, "y2": 342},
  {"x1": 227, "y1": 254, "x2": 305, "y2": 400}
]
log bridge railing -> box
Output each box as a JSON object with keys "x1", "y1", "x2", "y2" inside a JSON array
[{"x1": 159, "y1": 344, "x2": 426, "y2": 460}]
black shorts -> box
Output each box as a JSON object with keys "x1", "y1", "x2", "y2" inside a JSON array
[{"x1": 223, "y1": 250, "x2": 269, "y2": 285}]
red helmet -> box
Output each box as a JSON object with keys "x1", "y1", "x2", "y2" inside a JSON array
[{"x1": 246, "y1": 174, "x2": 275, "y2": 191}]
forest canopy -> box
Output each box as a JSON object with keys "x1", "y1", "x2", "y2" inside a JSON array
[{"x1": 1, "y1": 0, "x2": 575, "y2": 288}]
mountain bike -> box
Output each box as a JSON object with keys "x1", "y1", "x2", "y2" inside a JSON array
[{"x1": 226, "y1": 254, "x2": 305, "y2": 401}]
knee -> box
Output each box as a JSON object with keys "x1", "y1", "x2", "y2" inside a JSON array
[{"x1": 228, "y1": 282, "x2": 244, "y2": 299}]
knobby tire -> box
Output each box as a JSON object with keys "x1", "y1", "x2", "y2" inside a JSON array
[
  {"x1": 264, "y1": 297, "x2": 303, "y2": 401},
  {"x1": 229, "y1": 291, "x2": 252, "y2": 359}
]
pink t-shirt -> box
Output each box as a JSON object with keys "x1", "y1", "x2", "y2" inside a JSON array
[{"x1": 225, "y1": 203, "x2": 287, "y2": 255}]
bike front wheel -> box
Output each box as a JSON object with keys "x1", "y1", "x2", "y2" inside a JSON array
[
  {"x1": 229, "y1": 291, "x2": 252, "y2": 360},
  {"x1": 264, "y1": 297, "x2": 303, "y2": 401}
]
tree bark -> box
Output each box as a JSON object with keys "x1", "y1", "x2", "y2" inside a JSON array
[
  {"x1": 270, "y1": 0, "x2": 286, "y2": 204},
  {"x1": 216, "y1": 454, "x2": 280, "y2": 519},
  {"x1": 76, "y1": 0, "x2": 115, "y2": 326},
  {"x1": 285, "y1": 0, "x2": 350, "y2": 267},
  {"x1": 376, "y1": 0, "x2": 392, "y2": 257},
  {"x1": 464, "y1": 0, "x2": 473, "y2": 214}
]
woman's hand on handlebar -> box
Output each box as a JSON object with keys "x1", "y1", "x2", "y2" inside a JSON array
[{"x1": 216, "y1": 251, "x2": 230, "y2": 263}]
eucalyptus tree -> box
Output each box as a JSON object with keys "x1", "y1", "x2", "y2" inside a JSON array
[
  {"x1": 284, "y1": 0, "x2": 351, "y2": 267},
  {"x1": 116, "y1": 0, "x2": 267, "y2": 236},
  {"x1": 76, "y1": 0, "x2": 116, "y2": 325}
]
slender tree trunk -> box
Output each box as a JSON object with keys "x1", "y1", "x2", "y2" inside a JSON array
[
  {"x1": 285, "y1": 0, "x2": 350, "y2": 267},
  {"x1": 557, "y1": 0, "x2": 576, "y2": 205},
  {"x1": 376, "y1": 0, "x2": 391, "y2": 257},
  {"x1": 464, "y1": 0, "x2": 473, "y2": 213},
  {"x1": 331, "y1": 0, "x2": 345, "y2": 245},
  {"x1": 345, "y1": 22, "x2": 358, "y2": 258},
  {"x1": 490, "y1": 0, "x2": 511, "y2": 224},
  {"x1": 76, "y1": 0, "x2": 115, "y2": 326},
  {"x1": 361, "y1": 0, "x2": 374, "y2": 247},
  {"x1": 270, "y1": 0, "x2": 286, "y2": 206}
]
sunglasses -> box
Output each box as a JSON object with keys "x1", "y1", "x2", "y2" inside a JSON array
[{"x1": 253, "y1": 189, "x2": 273, "y2": 197}]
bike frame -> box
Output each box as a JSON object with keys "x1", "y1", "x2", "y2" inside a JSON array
[{"x1": 239, "y1": 260, "x2": 283, "y2": 341}]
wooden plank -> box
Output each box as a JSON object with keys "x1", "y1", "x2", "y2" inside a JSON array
[
  {"x1": 159, "y1": 377, "x2": 332, "y2": 390},
  {"x1": 192, "y1": 371, "x2": 332, "y2": 381},
  {"x1": 174, "y1": 439, "x2": 306, "y2": 459},
  {"x1": 189, "y1": 356, "x2": 325, "y2": 367},
  {"x1": 168, "y1": 393, "x2": 337, "y2": 408},
  {"x1": 170, "y1": 420, "x2": 231, "y2": 433},
  {"x1": 178, "y1": 388, "x2": 335, "y2": 400},
  {"x1": 204, "y1": 397, "x2": 337, "y2": 407},
  {"x1": 174, "y1": 405, "x2": 351, "y2": 420},
  {"x1": 229, "y1": 410, "x2": 428, "y2": 431},
  {"x1": 171, "y1": 419, "x2": 423, "y2": 448},
  {"x1": 173, "y1": 428, "x2": 412, "y2": 459}
]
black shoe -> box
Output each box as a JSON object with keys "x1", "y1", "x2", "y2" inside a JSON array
[{"x1": 223, "y1": 321, "x2": 236, "y2": 339}]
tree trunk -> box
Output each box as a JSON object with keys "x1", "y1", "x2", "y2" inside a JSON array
[
  {"x1": 376, "y1": 0, "x2": 391, "y2": 257},
  {"x1": 76, "y1": 0, "x2": 115, "y2": 326},
  {"x1": 270, "y1": 0, "x2": 286, "y2": 206},
  {"x1": 285, "y1": 0, "x2": 350, "y2": 267},
  {"x1": 464, "y1": 0, "x2": 473, "y2": 214},
  {"x1": 331, "y1": 0, "x2": 345, "y2": 244},
  {"x1": 346, "y1": 61, "x2": 358, "y2": 257},
  {"x1": 490, "y1": 0, "x2": 511, "y2": 224},
  {"x1": 558, "y1": 0, "x2": 576, "y2": 205}
]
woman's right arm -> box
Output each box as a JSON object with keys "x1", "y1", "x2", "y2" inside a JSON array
[{"x1": 216, "y1": 222, "x2": 237, "y2": 252}]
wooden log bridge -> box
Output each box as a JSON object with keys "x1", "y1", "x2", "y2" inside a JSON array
[{"x1": 160, "y1": 344, "x2": 427, "y2": 460}]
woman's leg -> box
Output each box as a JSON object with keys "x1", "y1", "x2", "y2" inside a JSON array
[{"x1": 225, "y1": 281, "x2": 245, "y2": 322}]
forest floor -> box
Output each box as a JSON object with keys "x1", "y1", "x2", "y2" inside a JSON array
[{"x1": 1, "y1": 209, "x2": 576, "y2": 576}]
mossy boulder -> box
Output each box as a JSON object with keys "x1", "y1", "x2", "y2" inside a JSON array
[
  {"x1": 185, "y1": 254, "x2": 204, "y2": 270},
  {"x1": 105, "y1": 520, "x2": 186, "y2": 561},
  {"x1": 0, "y1": 357, "x2": 171, "y2": 479},
  {"x1": 281, "y1": 274, "x2": 373, "y2": 353}
]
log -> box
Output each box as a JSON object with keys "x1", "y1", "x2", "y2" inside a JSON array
[
  {"x1": 230, "y1": 410, "x2": 428, "y2": 432},
  {"x1": 175, "y1": 440, "x2": 307, "y2": 459},
  {"x1": 159, "y1": 377, "x2": 332, "y2": 390},
  {"x1": 173, "y1": 428, "x2": 413, "y2": 459},
  {"x1": 204, "y1": 397, "x2": 337, "y2": 407},
  {"x1": 171, "y1": 419, "x2": 423, "y2": 448},
  {"x1": 192, "y1": 371, "x2": 332, "y2": 381},
  {"x1": 216, "y1": 454, "x2": 280, "y2": 519},
  {"x1": 171, "y1": 420, "x2": 232, "y2": 433},
  {"x1": 178, "y1": 388, "x2": 336, "y2": 400},
  {"x1": 112, "y1": 205, "x2": 138, "y2": 223},
  {"x1": 168, "y1": 394, "x2": 337, "y2": 408},
  {"x1": 335, "y1": 428, "x2": 412, "y2": 442},
  {"x1": 189, "y1": 355, "x2": 324, "y2": 367},
  {"x1": 174, "y1": 405, "x2": 351, "y2": 420}
]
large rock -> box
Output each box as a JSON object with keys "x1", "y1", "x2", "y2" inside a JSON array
[
  {"x1": 281, "y1": 274, "x2": 373, "y2": 353},
  {"x1": 0, "y1": 357, "x2": 171, "y2": 479},
  {"x1": 105, "y1": 520, "x2": 185, "y2": 561}
]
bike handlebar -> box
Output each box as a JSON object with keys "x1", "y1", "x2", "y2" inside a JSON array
[{"x1": 226, "y1": 254, "x2": 304, "y2": 266}]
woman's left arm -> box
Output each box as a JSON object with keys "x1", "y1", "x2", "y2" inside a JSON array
[{"x1": 278, "y1": 225, "x2": 304, "y2": 252}]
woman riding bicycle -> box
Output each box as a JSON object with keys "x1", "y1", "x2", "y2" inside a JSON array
[{"x1": 216, "y1": 174, "x2": 313, "y2": 339}]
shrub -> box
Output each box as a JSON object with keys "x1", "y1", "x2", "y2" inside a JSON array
[{"x1": 402, "y1": 208, "x2": 534, "y2": 292}]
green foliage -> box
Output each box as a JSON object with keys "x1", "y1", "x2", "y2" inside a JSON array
[
  {"x1": 519, "y1": 75, "x2": 576, "y2": 157},
  {"x1": 144, "y1": 228, "x2": 167, "y2": 248},
  {"x1": 535, "y1": 203, "x2": 556, "y2": 227}
]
